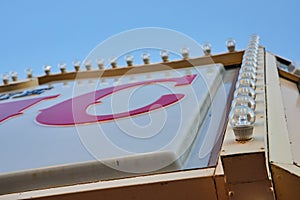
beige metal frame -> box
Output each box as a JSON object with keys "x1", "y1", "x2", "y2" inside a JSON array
[
  {"x1": 4, "y1": 49, "x2": 300, "y2": 199},
  {"x1": 1, "y1": 167, "x2": 226, "y2": 200},
  {"x1": 0, "y1": 51, "x2": 244, "y2": 93},
  {"x1": 0, "y1": 51, "x2": 243, "y2": 199},
  {"x1": 266, "y1": 52, "x2": 300, "y2": 200},
  {"x1": 220, "y1": 47, "x2": 275, "y2": 199}
]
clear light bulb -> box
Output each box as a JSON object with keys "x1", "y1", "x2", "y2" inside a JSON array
[
  {"x1": 230, "y1": 105, "x2": 255, "y2": 126},
  {"x1": 234, "y1": 86, "x2": 256, "y2": 99},
  {"x1": 96, "y1": 58, "x2": 105, "y2": 69},
  {"x1": 73, "y1": 60, "x2": 81, "y2": 72},
  {"x1": 44, "y1": 65, "x2": 51, "y2": 71},
  {"x1": 232, "y1": 95, "x2": 256, "y2": 110},
  {"x1": 249, "y1": 37, "x2": 259, "y2": 43},
  {"x1": 25, "y1": 68, "x2": 33, "y2": 78},
  {"x1": 2, "y1": 73, "x2": 9, "y2": 85},
  {"x1": 248, "y1": 39, "x2": 258, "y2": 44},
  {"x1": 2, "y1": 73, "x2": 9, "y2": 80},
  {"x1": 226, "y1": 38, "x2": 236, "y2": 52},
  {"x1": 58, "y1": 62, "x2": 67, "y2": 73},
  {"x1": 243, "y1": 60, "x2": 257, "y2": 69},
  {"x1": 244, "y1": 52, "x2": 258, "y2": 59},
  {"x1": 245, "y1": 49, "x2": 258, "y2": 55},
  {"x1": 202, "y1": 42, "x2": 212, "y2": 55},
  {"x1": 236, "y1": 78, "x2": 256, "y2": 89},
  {"x1": 244, "y1": 48, "x2": 258, "y2": 56},
  {"x1": 243, "y1": 56, "x2": 258, "y2": 64},
  {"x1": 245, "y1": 48, "x2": 258, "y2": 53},
  {"x1": 84, "y1": 60, "x2": 92, "y2": 71},
  {"x1": 180, "y1": 47, "x2": 190, "y2": 59},
  {"x1": 160, "y1": 50, "x2": 169, "y2": 57},
  {"x1": 125, "y1": 54, "x2": 134, "y2": 66},
  {"x1": 249, "y1": 38, "x2": 259, "y2": 43},
  {"x1": 250, "y1": 34, "x2": 260, "y2": 42},
  {"x1": 10, "y1": 71, "x2": 17, "y2": 77},
  {"x1": 10, "y1": 71, "x2": 18, "y2": 81},
  {"x1": 43, "y1": 65, "x2": 51, "y2": 75},
  {"x1": 247, "y1": 44, "x2": 259, "y2": 51},
  {"x1": 239, "y1": 71, "x2": 257, "y2": 81},
  {"x1": 241, "y1": 64, "x2": 257, "y2": 74},
  {"x1": 229, "y1": 105, "x2": 256, "y2": 141},
  {"x1": 110, "y1": 57, "x2": 118, "y2": 68},
  {"x1": 160, "y1": 50, "x2": 169, "y2": 62},
  {"x1": 142, "y1": 52, "x2": 150, "y2": 64}
]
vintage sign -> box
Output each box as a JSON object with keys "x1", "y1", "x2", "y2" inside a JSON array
[{"x1": 0, "y1": 64, "x2": 224, "y2": 176}]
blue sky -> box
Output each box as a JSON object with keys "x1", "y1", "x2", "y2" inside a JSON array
[{"x1": 0, "y1": 0, "x2": 299, "y2": 78}]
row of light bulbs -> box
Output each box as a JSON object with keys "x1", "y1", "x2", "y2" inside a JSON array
[
  {"x1": 229, "y1": 34, "x2": 260, "y2": 141},
  {"x1": 1, "y1": 39, "x2": 237, "y2": 85}
]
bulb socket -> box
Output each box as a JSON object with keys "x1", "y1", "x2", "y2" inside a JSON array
[{"x1": 233, "y1": 125, "x2": 254, "y2": 141}]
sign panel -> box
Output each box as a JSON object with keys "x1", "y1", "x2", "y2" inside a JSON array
[{"x1": 0, "y1": 64, "x2": 224, "y2": 177}]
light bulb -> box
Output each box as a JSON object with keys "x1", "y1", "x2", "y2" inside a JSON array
[
  {"x1": 232, "y1": 95, "x2": 256, "y2": 110},
  {"x1": 243, "y1": 56, "x2": 258, "y2": 64},
  {"x1": 248, "y1": 43, "x2": 259, "y2": 50},
  {"x1": 142, "y1": 52, "x2": 150, "y2": 64},
  {"x1": 73, "y1": 60, "x2": 81, "y2": 72},
  {"x1": 25, "y1": 68, "x2": 33, "y2": 78},
  {"x1": 247, "y1": 47, "x2": 258, "y2": 53},
  {"x1": 249, "y1": 39, "x2": 259, "y2": 44},
  {"x1": 243, "y1": 60, "x2": 258, "y2": 69},
  {"x1": 230, "y1": 105, "x2": 256, "y2": 126},
  {"x1": 58, "y1": 62, "x2": 67, "y2": 73},
  {"x1": 96, "y1": 58, "x2": 104, "y2": 69},
  {"x1": 110, "y1": 57, "x2": 118, "y2": 68},
  {"x1": 10, "y1": 71, "x2": 18, "y2": 82},
  {"x1": 236, "y1": 78, "x2": 256, "y2": 89},
  {"x1": 241, "y1": 64, "x2": 257, "y2": 74},
  {"x1": 229, "y1": 105, "x2": 256, "y2": 141},
  {"x1": 180, "y1": 47, "x2": 190, "y2": 59},
  {"x1": 234, "y1": 86, "x2": 256, "y2": 99},
  {"x1": 244, "y1": 51, "x2": 258, "y2": 59},
  {"x1": 84, "y1": 60, "x2": 92, "y2": 71},
  {"x1": 239, "y1": 71, "x2": 257, "y2": 81},
  {"x1": 226, "y1": 38, "x2": 236, "y2": 52},
  {"x1": 160, "y1": 50, "x2": 169, "y2": 62},
  {"x1": 125, "y1": 54, "x2": 134, "y2": 66},
  {"x1": 249, "y1": 38, "x2": 259, "y2": 43},
  {"x1": 43, "y1": 65, "x2": 51, "y2": 75},
  {"x1": 2, "y1": 73, "x2": 9, "y2": 85},
  {"x1": 245, "y1": 49, "x2": 258, "y2": 55},
  {"x1": 202, "y1": 42, "x2": 211, "y2": 55},
  {"x1": 250, "y1": 34, "x2": 260, "y2": 42}
]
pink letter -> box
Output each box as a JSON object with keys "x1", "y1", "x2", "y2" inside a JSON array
[
  {"x1": 0, "y1": 95, "x2": 59, "y2": 123},
  {"x1": 36, "y1": 75, "x2": 196, "y2": 126}
]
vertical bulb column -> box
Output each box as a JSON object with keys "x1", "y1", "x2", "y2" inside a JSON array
[{"x1": 229, "y1": 34, "x2": 260, "y2": 141}]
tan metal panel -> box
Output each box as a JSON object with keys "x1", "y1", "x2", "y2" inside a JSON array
[
  {"x1": 221, "y1": 48, "x2": 275, "y2": 199},
  {"x1": 221, "y1": 47, "x2": 267, "y2": 156},
  {"x1": 280, "y1": 78, "x2": 300, "y2": 167},
  {"x1": 0, "y1": 168, "x2": 217, "y2": 200},
  {"x1": 271, "y1": 163, "x2": 300, "y2": 200},
  {"x1": 0, "y1": 78, "x2": 38, "y2": 93},
  {"x1": 32, "y1": 177, "x2": 217, "y2": 200},
  {"x1": 265, "y1": 52, "x2": 293, "y2": 164},
  {"x1": 214, "y1": 159, "x2": 229, "y2": 200}
]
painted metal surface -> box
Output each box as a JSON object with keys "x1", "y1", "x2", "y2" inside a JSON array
[
  {"x1": 265, "y1": 52, "x2": 300, "y2": 199},
  {"x1": 266, "y1": 53, "x2": 293, "y2": 165},
  {"x1": 280, "y1": 78, "x2": 300, "y2": 167},
  {"x1": 0, "y1": 168, "x2": 218, "y2": 200},
  {"x1": 0, "y1": 64, "x2": 227, "y2": 195},
  {"x1": 221, "y1": 47, "x2": 275, "y2": 199}
]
